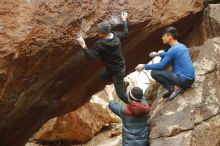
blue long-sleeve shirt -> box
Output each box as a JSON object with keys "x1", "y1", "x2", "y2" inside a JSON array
[{"x1": 144, "y1": 43, "x2": 195, "y2": 80}]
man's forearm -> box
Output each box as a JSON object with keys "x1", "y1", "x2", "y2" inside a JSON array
[
  {"x1": 122, "y1": 21, "x2": 128, "y2": 35},
  {"x1": 159, "y1": 52, "x2": 167, "y2": 57},
  {"x1": 81, "y1": 48, "x2": 96, "y2": 61},
  {"x1": 144, "y1": 63, "x2": 163, "y2": 70}
]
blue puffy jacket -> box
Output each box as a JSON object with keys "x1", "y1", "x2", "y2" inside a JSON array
[{"x1": 109, "y1": 100, "x2": 150, "y2": 146}]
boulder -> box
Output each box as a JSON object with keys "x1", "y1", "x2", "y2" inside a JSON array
[
  {"x1": 0, "y1": 0, "x2": 208, "y2": 145},
  {"x1": 34, "y1": 96, "x2": 119, "y2": 143}
]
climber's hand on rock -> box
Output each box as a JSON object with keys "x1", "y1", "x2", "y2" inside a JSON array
[
  {"x1": 135, "y1": 64, "x2": 145, "y2": 72},
  {"x1": 77, "y1": 36, "x2": 87, "y2": 48},
  {"x1": 149, "y1": 52, "x2": 159, "y2": 57},
  {"x1": 122, "y1": 12, "x2": 128, "y2": 21},
  {"x1": 105, "y1": 85, "x2": 114, "y2": 101}
]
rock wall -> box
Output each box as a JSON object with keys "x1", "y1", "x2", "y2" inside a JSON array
[{"x1": 0, "y1": 0, "x2": 214, "y2": 146}]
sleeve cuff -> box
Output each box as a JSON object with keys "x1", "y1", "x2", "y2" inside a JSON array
[
  {"x1": 123, "y1": 21, "x2": 127, "y2": 25},
  {"x1": 159, "y1": 52, "x2": 166, "y2": 57},
  {"x1": 109, "y1": 100, "x2": 115, "y2": 105},
  {"x1": 83, "y1": 47, "x2": 88, "y2": 49},
  {"x1": 108, "y1": 100, "x2": 115, "y2": 109},
  {"x1": 81, "y1": 47, "x2": 88, "y2": 51},
  {"x1": 144, "y1": 64, "x2": 148, "y2": 70}
]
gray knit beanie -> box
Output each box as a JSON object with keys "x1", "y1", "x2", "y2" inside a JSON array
[{"x1": 97, "y1": 21, "x2": 111, "y2": 35}]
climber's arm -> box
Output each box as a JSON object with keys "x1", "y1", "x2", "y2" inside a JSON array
[
  {"x1": 114, "y1": 12, "x2": 128, "y2": 40},
  {"x1": 144, "y1": 47, "x2": 176, "y2": 70},
  {"x1": 109, "y1": 100, "x2": 125, "y2": 118},
  {"x1": 78, "y1": 36, "x2": 101, "y2": 61},
  {"x1": 105, "y1": 85, "x2": 124, "y2": 118},
  {"x1": 114, "y1": 21, "x2": 128, "y2": 40},
  {"x1": 135, "y1": 48, "x2": 176, "y2": 71},
  {"x1": 81, "y1": 43, "x2": 101, "y2": 61}
]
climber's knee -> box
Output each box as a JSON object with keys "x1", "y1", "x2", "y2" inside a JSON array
[{"x1": 151, "y1": 70, "x2": 159, "y2": 79}]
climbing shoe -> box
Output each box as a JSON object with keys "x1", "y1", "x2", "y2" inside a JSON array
[
  {"x1": 168, "y1": 88, "x2": 184, "y2": 100},
  {"x1": 162, "y1": 91, "x2": 173, "y2": 98}
]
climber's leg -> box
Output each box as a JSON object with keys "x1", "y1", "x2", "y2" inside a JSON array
[
  {"x1": 151, "y1": 70, "x2": 194, "y2": 99},
  {"x1": 151, "y1": 70, "x2": 175, "y2": 94},
  {"x1": 151, "y1": 70, "x2": 179, "y2": 98},
  {"x1": 100, "y1": 69, "x2": 113, "y2": 82},
  {"x1": 112, "y1": 67, "x2": 128, "y2": 104}
]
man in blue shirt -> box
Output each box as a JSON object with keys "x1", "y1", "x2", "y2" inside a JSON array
[{"x1": 135, "y1": 27, "x2": 195, "y2": 100}]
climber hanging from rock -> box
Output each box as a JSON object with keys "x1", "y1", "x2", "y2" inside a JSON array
[
  {"x1": 77, "y1": 12, "x2": 129, "y2": 103},
  {"x1": 105, "y1": 85, "x2": 150, "y2": 146},
  {"x1": 135, "y1": 27, "x2": 195, "y2": 100}
]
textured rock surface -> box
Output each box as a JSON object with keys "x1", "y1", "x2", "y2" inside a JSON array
[
  {"x1": 184, "y1": 3, "x2": 220, "y2": 46},
  {"x1": 149, "y1": 4, "x2": 220, "y2": 146},
  {"x1": 34, "y1": 96, "x2": 119, "y2": 143},
  {"x1": 0, "y1": 0, "x2": 209, "y2": 146}
]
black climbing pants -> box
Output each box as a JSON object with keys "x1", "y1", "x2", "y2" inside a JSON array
[{"x1": 101, "y1": 67, "x2": 128, "y2": 103}]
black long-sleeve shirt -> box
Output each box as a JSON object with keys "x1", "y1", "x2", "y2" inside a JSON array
[{"x1": 82, "y1": 21, "x2": 128, "y2": 73}]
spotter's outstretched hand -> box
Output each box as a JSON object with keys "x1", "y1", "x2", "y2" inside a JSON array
[
  {"x1": 149, "y1": 52, "x2": 159, "y2": 57},
  {"x1": 135, "y1": 64, "x2": 145, "y2": 72}
]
